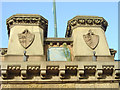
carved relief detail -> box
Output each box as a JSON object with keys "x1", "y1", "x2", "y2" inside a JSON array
[
  {"x1": 7, "y1": 17, "x2": 48, "y2": 26},
  {"x1": 83, "y1": 30, "x2": 99, "y2": 50},
  {"x1": 18, "y1": 29, "x2": 35, "y2": 49},
  {"x1": 78, "y1": 19, "x2": 85, "y2": 24},
  {"x1": 65, "y1": 16, "x2": 108, "y2": 37},
  {"x1": 6, "y1": 15, "x2": 48, "y2": 38},
  {"x1": 87, "y1": 19, "x2": 93, "y2": 25}
]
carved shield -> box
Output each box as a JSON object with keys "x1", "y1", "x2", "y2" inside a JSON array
[
  {"x1": 18, "y1": 29, "x2": 35, "y2": 49},
  {"x1": 83, "y1": 30, "x2": 99, "y2": 50}
]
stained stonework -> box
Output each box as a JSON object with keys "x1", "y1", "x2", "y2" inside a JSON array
[{"x1": 0, "y1": 14, "x2": 120, "y2": 89}]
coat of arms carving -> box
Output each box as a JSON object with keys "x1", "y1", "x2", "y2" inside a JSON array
[
  {"x1": 18, "y1": 29, "x2": 35, "y2": 49},
  {"x1": 83, "y1": 30, "x2": 99, "y2": 50}
]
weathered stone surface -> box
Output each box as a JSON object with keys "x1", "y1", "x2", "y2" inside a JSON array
[
  {"x1": 7, "y1": 14, "x2": 48, "y2": 37},
  {"x1": 72, "y1": 27, "x2": 111, "y2": 57},
  {"x1": 6, "y1": 14, "x2": 48, "y2": 56},
  {"x1": 65, "y1": 16, "x2": 108, "y2": 37},
  {"x1": 1, "y1": 83, "x2": 119, "y2": 88},
  {"x1": 1, "y1": 14, "x2": 119, "y2": 89},
  {"x1": 0, "y1": 61, "x2": 119, "y2": 81},
  {"x1": 65, "y1": 16, "x2": 111, "y2": 60}
]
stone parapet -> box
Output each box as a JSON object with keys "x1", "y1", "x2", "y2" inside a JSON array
[{"x1": 1, "y1": 61, "x2": 120, "y2": 82}]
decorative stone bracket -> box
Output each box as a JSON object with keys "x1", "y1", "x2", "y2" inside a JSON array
[
  {"x1": 59, "y1": 70, "x2": 66, "y2": 79},
  {"x1": 21, "y1": 70, "x2": 27, "y2": 79},
  {"x1": 115, "y1": 70, "x2": 120, "y2": 79},
  {"x1": 41, "y1": 66, "x2": 59, "y2": 79},
  {"x1": 78, "y1": 70, "x2": 85, "y2": 79},
  {"x1": 1, "y1": 70, "x2": 8, "y2": 79},
  {"x1": 96, "y1": 70, "x2": 103, "y2": 79},
  {"x1": 41, "y1": 70, "x2": 46, "y2": 79}
]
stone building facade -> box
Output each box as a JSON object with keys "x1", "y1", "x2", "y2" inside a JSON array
[{"x1": 0, "y1": 14, "x2": 120, "y2": 89}]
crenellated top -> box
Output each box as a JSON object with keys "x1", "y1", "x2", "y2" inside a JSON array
[
  {"x1": 65, "y1": 16, "x2": 108, "y2": 37},
  {"x1": 6, "y1": 14, "x2": 48, "y2": 37}
]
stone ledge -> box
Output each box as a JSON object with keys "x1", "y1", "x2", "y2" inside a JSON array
[
  {"x1": 1, "y1": 83, "x2": 119, "y2": 88},
  {"x1": 0, "y1": 61, "x2": 120, "y2": 80},
  {"x1": 1, "y1": 80, "x2": 120, "y2": 84}
]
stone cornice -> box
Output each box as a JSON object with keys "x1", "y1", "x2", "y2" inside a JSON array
[
  {"x1": 6, "y1": 14, "x2": 48, "y2": 37},
  {"x1": 1, "y1": 61, "x2": 120, "y2": 80},
  {"x1": 65, "y1": 16, "x2": 108, "y2": 37}
]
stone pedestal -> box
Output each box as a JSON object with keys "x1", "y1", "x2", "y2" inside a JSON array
[
  {"x1": 6, "y1": 14, "x2": 48, "y2": 56},
  {"x1": 65, "y1": 16, "x2": 112, "y2": 61}
]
